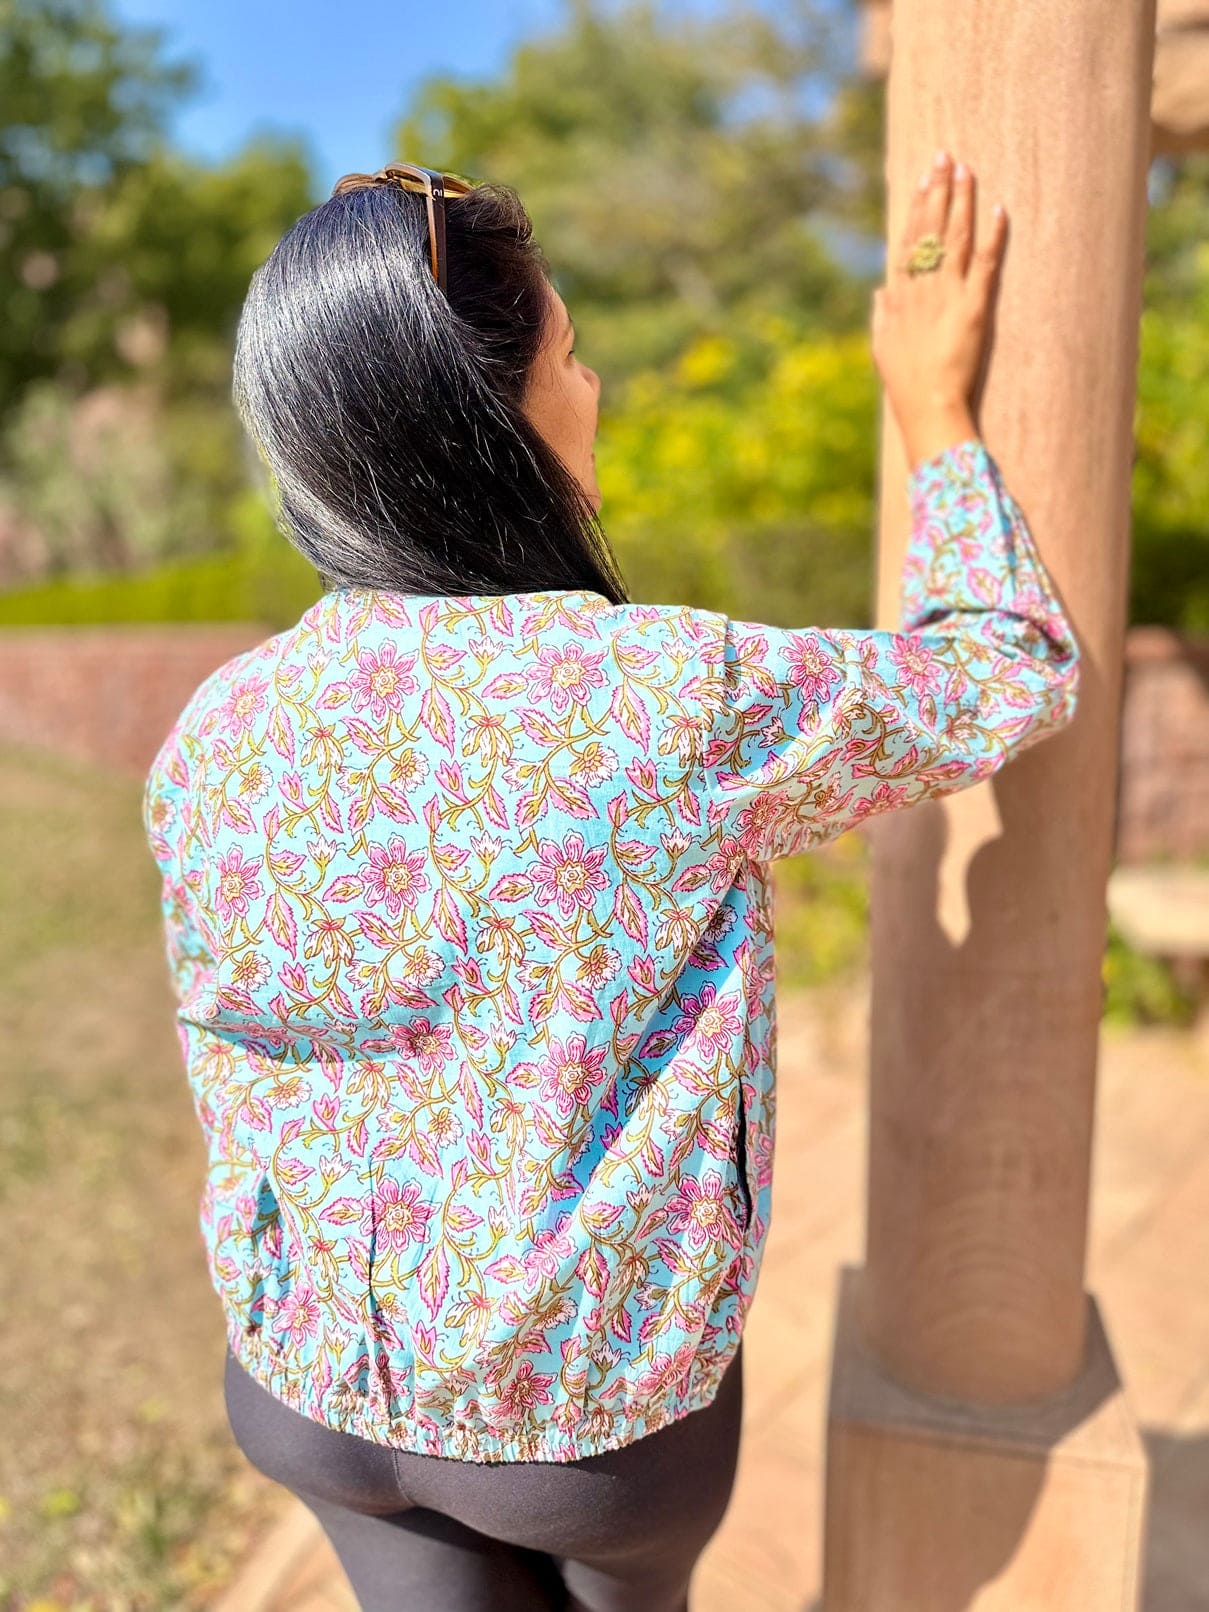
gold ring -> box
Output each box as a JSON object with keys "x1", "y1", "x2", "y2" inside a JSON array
[{"x1": 902, "y1": 232, "x2": 945, "y2": 275}]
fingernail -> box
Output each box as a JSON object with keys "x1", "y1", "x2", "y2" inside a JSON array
[
  {"x1": 934, "y1": 149, "x2": 949, "y2": 166},
  {"x1": 954, "y1": 161, "x2": 969, "y2": 179},
  {"x1": 918, "y1": 170, "x2": 931, "y2": 189}
]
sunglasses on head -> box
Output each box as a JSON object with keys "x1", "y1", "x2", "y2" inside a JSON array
[{"x1": 330, "y1": 162, "x2": 477, "y2": 294}]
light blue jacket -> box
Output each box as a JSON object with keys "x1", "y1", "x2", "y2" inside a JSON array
[{"x1": 143, "y1": 438, "x2": 1079, "y2": 1462}]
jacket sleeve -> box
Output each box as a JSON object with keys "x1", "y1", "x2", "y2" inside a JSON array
[
  {"x1": 698, "y1": 436, "x2": 1081, "y2": 862},
  {"x1": 142, "y1": 709, "x2": 216, "y2": 1016}
]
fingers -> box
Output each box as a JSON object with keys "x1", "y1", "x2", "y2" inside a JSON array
[
  {"x1": 899, "y1": 169, "x2": 930, "y2": 260},
  {"x1": 921, "y1": 149, "x2": 953, "y2": 240},
  {"x1": 899, "y1": 150, "x2": 953, "y2": 272},
  {"x1": 897, "y1": 150, "x2": 1008, "y2": 285},
  {"x1": 946, "y1": 162, "x2": 975, "y2": 276},
  {"x1": 970, "y1": 202, "x2": 1009, "y2": 293}
]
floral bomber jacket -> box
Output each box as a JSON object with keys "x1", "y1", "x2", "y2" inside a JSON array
[{"x1": 142, "y1": 438, "x2": 1080, "y2": 1463}]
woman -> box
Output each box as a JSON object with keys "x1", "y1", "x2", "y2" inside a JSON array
[{"x1": 142, "y1": 150, "x2": 1079, "y2": 1612}]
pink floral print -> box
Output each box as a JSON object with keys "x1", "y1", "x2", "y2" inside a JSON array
[
  {"x1": 530, "y1": 831, "x2": 612, "y2": 915},
  {"x1": 142, "y1": 438, "x2": 1079, "y2": 1463}
]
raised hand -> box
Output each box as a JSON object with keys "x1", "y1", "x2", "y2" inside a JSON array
[{"x1": 872, "y1": 149, "x2": 1009, "y2": 469}]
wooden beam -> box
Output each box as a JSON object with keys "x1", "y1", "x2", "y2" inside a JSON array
[
  {"x1": 1152, "y1": 19, "x2": 1209, "y2": 153},
  {"x1": 858, "y1": 0, "x2": 1209, "y2": 155},
  {"x1": 824, "y1": 0, "x2": 1156, "y2": 1602}
]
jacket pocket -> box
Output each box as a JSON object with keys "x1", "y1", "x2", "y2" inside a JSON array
[
  {"x1": 246, "y1": 1170, "x2": 286, "y2": 1336},
  {"x1": 732, "y1": 1071, "x2": 753, "y2": 1234}
]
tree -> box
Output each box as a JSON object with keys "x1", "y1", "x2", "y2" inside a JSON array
[
  {"x1": 0, "y1": 0, "x2": 192, "y2": 406},
  {"x1": 395, "y1": 0, "x2": 882, "y2": 385},
  {"x1": 0, "y1": 1, "x2": 314, "y2": 580}
]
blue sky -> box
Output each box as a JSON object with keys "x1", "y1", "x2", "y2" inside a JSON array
[{"x1": 107, "y1": 0, "x2": 755, "y2": 192}]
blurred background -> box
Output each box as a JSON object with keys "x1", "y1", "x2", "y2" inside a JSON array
[{"x1": 1, "y1": 0, "x2": 1207, "y2": 1607}]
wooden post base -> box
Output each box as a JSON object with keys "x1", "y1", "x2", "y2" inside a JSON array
[{"x1": 823, "y1": 1266, "x2": 1149, "y2": 1610}]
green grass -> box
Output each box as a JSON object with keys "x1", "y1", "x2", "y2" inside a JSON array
[{"x1": 0, "y1": 743, "x2": 281, "y2": 1610}]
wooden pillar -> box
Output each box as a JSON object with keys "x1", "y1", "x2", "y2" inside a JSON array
[{"x1": 823, "y1": 2, "x2": 1156, "y2": 1605}]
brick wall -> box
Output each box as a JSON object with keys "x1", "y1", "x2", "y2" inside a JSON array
[
  {"x1": 1, "y1": 622, "x2": 1207, "y2": 862},
  {"x1": 0, "y1": 622, "x2": 272, "y2": 778},
  {"x1": 1117, "y1": 627, "x2": 1209, "y2": 864}
]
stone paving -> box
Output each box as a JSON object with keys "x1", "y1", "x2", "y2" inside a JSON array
[{"x1": 215, "y1": 988, "x2": 1209, "y2": 1611}]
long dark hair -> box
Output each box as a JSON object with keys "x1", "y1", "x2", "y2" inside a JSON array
[{"x1": 231, "y1": 175, "x2": 630, "y2": 604}]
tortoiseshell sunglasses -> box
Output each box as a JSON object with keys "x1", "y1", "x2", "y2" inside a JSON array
[{"x1": 330, "y1": 162, "x2": 476, "y2": 293}]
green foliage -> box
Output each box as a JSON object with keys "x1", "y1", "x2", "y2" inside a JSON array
[
  {"x1": 396, "y1": 0, "x2": 878, "y2": 385},
  {"x1": 602, "y1": 314, "x2": 878, "y2": 623},
  {"x1": 0, "y1": 128, "x2": 316, "y2": 578},
  {"x1": 79, "y1": 138, "x2": 315, "y2": 399},
  {"x1": 2, "y1": 378, "x2": 225, "y2": 573},
  {"x1": 0, "y1": 487, "x2": 322, "y2": 628},
  {"x1": 1131, "y1": 156, "x2": 1209, "y2": 631},
  {"x1": 0, "y1": 0, "x2": 317, "y2": 582},
  {"x1": 0, "y1": 0, "x2": 314, "y2": 413},
  {"x1": 0, "y1": 307, "x2": 881, "y2": 632},
  {"x1": 0, "y1": 0, "x2": 1207, "y2": 645},
  {"x1": 1101, "y1": 919, "x2": 1199, "y2": 1030},
  {"x1": 772, "y1": 851, "x2": 1201, "y2": 1024},
  {"x1": 0, "y1": 0, "x2": 195, "y2": 405},
  {"x1": 771, "y1": 833, "x2": 871, "y2": 991}
]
